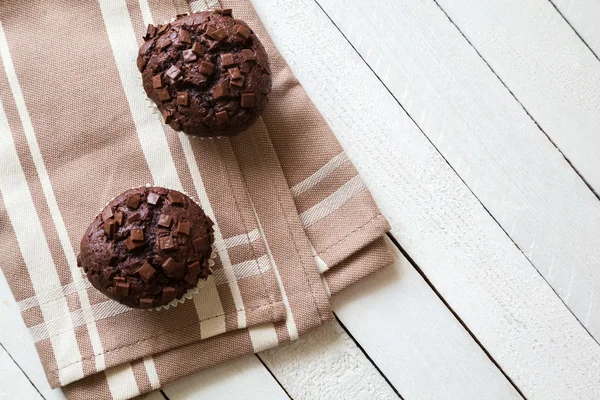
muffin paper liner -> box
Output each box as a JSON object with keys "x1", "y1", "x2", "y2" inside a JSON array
[{"x1": 96, "y1": 183, "x2": 216, "y2": 311}]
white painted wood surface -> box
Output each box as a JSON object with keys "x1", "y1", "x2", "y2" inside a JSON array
[
  {"x1": 0, "y1": 345, "x2": 43, "y2": 400},
  {"x1": 431, "y1": 0, "x2": 600, "y2": 340},
  {"x1": 330, "y1": 238, "x2": 520, "y2": 400},
  {"x1": 435, "y1": 0, "x2": 600, "y2": 195},
  {"x1": 315, "y1": 0, "x2": 600, "y2": 344},
  {"x1": 251, "y1": 0, "x2": 600, "y2": 398},
  {"x1": 552, "y1": 0, "x2": 600, "y2": 56},
  {"x1": 2, "y1": 0, "x2": 600, "y2": 399}
]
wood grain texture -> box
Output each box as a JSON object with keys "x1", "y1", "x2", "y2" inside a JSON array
[
  {"x1": 317, "y1": 0, "x2": 600, "y2": 345},
  {"x1": 250, "y1": 0, "x2": 600, "y2": 398},
  {"x1": 260, "y1": 322, "x2": 399, "y2": 400},
  {"x1": 0, "y1": 345, "x2": 43, "y2": 400},
  {"x1": 435, "y1": 0, "x2": 600, "y2": 194},
  {"x1": 331, "y1": 237, "x2": 521, "y2": 400},
  {"x1": 0, "y1": 270, "x2": 66, "y2": 400},
  {"x1": 551, "y1": 0, "x2": 600, "y2": 57}
]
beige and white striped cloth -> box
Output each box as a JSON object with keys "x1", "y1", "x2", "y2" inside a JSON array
[{"x1": 0, "y1": 0, "x2": 392, "y2": 398}]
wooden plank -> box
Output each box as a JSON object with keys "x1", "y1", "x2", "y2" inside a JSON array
[
  {"x1": 0, "y1": 345, "x2": 43, "y2": 400},
  {"x1": 315, "y1": 0, "x2": 600, "y2": 347},
  {"x1": 0, "y1": 270, "x2": 66, "y2": 400},
  {"x1": 428, "y1": 0, "x2": 600, "y2": 341},
  {"x1": 551, "y1": 0, "x2": 600, "y2": 57},
  {"x1": 259, "y1": 322, "x2": 400, "y2": 399},
  {"x1": 250, "y1": 0, "x2": 600, "y2": 398},
  {"x1": 434, "y1": 0, "x2": 600, "y2": 194},
  {"x1": 331, "y1": 237, "x2": 521, "y2": 400},
  {"x1": 162, "y1": 355, "x2": 289, "y2": 399}
]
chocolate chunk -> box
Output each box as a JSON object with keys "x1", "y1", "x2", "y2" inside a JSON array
[
  {"x1": 188, "y1": 261, "x2": 201, "y2": 277},
  {"x1": 147, "y1": 192, "x2": 160, "y2": 205},
  {"x1": 156, "y1": 88, "x2": 171, "y2": 102},
  {"x1": 235, "y1": 25, "x2": 251, "y2": 40},
  {"x1": 205, "y1": 27, "x2": 225, "y2": 40},
  {"x1": 185, "y1": 273, "x2": 197, "y2": 285},
  {"x1": 101, "y1": 207, "x2": 114, "y2": 222},
  {"x1": 162, "y1": 287, "x2": 177, "y2": 302},
  {"x1": 152, "y1": 74, "x2": 163, "y2": 89},
  {"x1": 103, "y1": 220, "x2": 117, "y2": 237},
  {"x1": 212, "y1": 83, "x2": 229, "y2": 99},
  {"x1": 167, "y1": 191, "x2": 184, "y2": 206},
  {"x1": 126, "y1": 194, "x2": 141, "y2": 209},
  {"x1": 158, "y1": 38, "x2": 172, "y2": 50},
  {"x1": 137, "y1": 261, "x2": 156, "y2": 282},
  {"x1": 130, "y1": 228, "x2": 144, "y2": 242},
  {"x1": 176, "y1": 92, "x2": 189, "y2": 106},
  {"x1": 114, "y1": 211, "x2": 124, "y2": 226},
  {"x1": 221, "y1": 53, "x2": 235, "y2": 67},
  {"x1": 228, "y1": 67, "x2": 242, "y2": 80},
  {"x1": 199, "y1": 61, "x2": 215, "y2": 75},
  {"x1": 115, "y1": 282, "x2": 130, "y2": 296},
  {"x1": 193, "y1": 235, "x2": 209, "y2": 252},
  {"x1": 157, "y1": 23, "x2": 170, "y2": 36},
  {"x1": 169, "y1": 120, "x2": 181, "y2": 131},
  {"x1": 231, "y1": 76, "x2": 245, "y2": 88},
  {"x1": 124, "y1": 236, "x2": 144, "y2": 251},
  {"x1": 158, "y1": 213, "x2": 172, "y2": 228},
  {"x1": 205, "y1": 27, "x2": 218, "y2": 40},
  {"x1": 165, "y1": 65, "x2": 182, "y2": 81},
  {"x1": 162, "y1": 108, "x2": 172, "y2": 124},
  {"x1": 143, "y1": 24, "x2": 157, "y2": 40},
  {"x1": 162, "y1": 257, "x2": 184, "y2": 277},
  {"x1": 179, "y1": 29, "x2": 191, "y2": 44},
  {"x1": 139, "y1": 298, "x2": 154, "y2": 308},
  {"x1": 114, "y1": 276, "x2": 127, "y2": 283},
  {"x1": 241, "y1": 49, "x2": 256, "y2": 61},
  {"x1": 128, "y1": 212, "x2": 141, "y2": 222},
  {"x1": 176, "y1": 220, "x2": 190, "y2": 236},
  {"x1": 216, "y1": 110, "x2": 229, "y2": 126},
  {"x1": 215, "y1": 8, "x2": 232, "y2": 16},
  {"x1": 241, "y1": 93, "x2": 255, "y2": 108},
  {"x1": 191, "y1": 42, "x2": 205, "y2": 56},
  {"x1": 183, "y1": 49, "x2": 197, "y2": 63},
  {"x1": 158, "y1": 235, "x2": 176, "y2": 251}
]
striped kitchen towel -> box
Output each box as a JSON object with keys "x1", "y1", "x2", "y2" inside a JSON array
[{"x1": 0, "y1": 0, "x2": 393, "y2": 398}]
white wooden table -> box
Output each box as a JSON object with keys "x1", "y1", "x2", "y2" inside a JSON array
[{"x1": 2, "y1": 0, "x2": 600, "y2": 398}]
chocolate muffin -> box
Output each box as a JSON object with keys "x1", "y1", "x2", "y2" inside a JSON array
[
  {"x1": 137, "y1": 9, "x2": 271, "y2": 137},
  {"x1": 77, "y1": 187, "x2": 214, "y2": 309}
]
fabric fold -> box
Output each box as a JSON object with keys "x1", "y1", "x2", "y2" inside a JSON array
[{"x1": 0, "y1": 0, "x2": 393, "y2": 398}]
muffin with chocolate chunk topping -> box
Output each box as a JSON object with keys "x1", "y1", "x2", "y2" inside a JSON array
[
  {"x1": 137, "y1": 9, "x2": 271, "y2": 137},
  {"x1": 77, "y1": 187, "x2": 214, "y2": 309}
]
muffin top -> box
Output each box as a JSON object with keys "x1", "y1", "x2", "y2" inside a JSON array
[
  {"x1": 77, "y1": 187, "x2": 214, "y2": 309},
  {"x1": 137, "y1": 9, "x2": 271, "y2": 137}
]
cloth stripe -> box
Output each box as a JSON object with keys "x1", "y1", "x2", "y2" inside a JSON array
[
  {"x1": 291, "y1": 152, "x2": 349, "y2": 198},
  {"x1": 179, "y1": 133, "x2": 248, "y2": 329},
  {"x1": 98, "y1": 0, "x2": 182, "y2": 190},
  {"x1": 27, "y1": 253, "x2": 270, "y2": 342},
  {"x1": 16, "y1": 229, "x2": 258, "y2": 312},
  {"x1": 105, "y1": 364, "x2": 140, "y2": 400},
  {"x1": 300, "y1": 175, "x2": 367, "y2": 228},
  {"x1": 248, "y1": 322, "x2": 279, "y2": 353},
  {"x1": 0, "y1": 22, "x2": 86, "y2": 384},
  {"x1": 142, "y1": 357, "x2": 160, "y2": 390}
]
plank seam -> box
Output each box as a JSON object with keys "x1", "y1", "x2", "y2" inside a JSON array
[
  {"x1": 385, "y1": 234, "x2": 526, "y2": 399},
  {"x1": 0, "y1": 342, "x2": 45, "y2": 400},
  {"x1": 547, "y1": 0, "x2": 600, "y2": 62},
  {"x1": 256, "y1": 355, "x2": 293, "y2": 399},
  {"x1": 312, "y1": 0, "x2": 600, "y2": 349},
  {"x1": 333, "y1": 315, "x2": 404, "y2": 399},
  {"x1": 430, "y1": 0, "x2": 600, "y2": 202}
]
